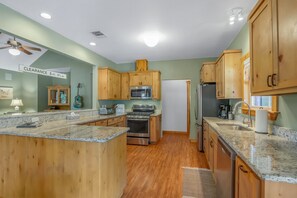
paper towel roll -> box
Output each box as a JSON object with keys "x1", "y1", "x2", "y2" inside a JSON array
[{"x1": 255, "y1": 109, "x2": 268, "y2": 134}]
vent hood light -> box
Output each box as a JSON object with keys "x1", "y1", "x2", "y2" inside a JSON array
[{"x1": 40, "y1": 12, "x2": 52, "y2": 19}]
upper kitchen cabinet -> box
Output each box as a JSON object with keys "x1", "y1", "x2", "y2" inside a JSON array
[
  {"x1": 98, "y1": 68, "x2": 121, "y2": 100},
  {"x1": 129, "y1": 71, "x2": 153, "y2": 86},
  {"x1": 249, "y1": 0, "x2": 297, "y2": 95},
  {"x1": 121, "y1": 72, "x2": 130, "y2": 100},
  {"x1": 216, "y1": 50, "x2": 242, "y2": 99},
  {"x1": 152, "y1": 71, "x2": 161, "y2": 100},
  {"x1": 129, "y1": 71, "x2": 161, "y2": 100},
  {"x1": 200, "y1": 62, "x2": 216, "y2": 84}
]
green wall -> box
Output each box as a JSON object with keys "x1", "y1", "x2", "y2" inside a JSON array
[
  {"x1": 106, "y1": 58, "x2": 217, "y2": 139},
  {"x1": 227, "y1": 23, "x2": 297, "y2": 131},
  {"x1": 0, "y1": 69, "x2": 37, "y2": 114},
  {"x1": 32, "y1": 51, "x2": 93, "y2": 111}
]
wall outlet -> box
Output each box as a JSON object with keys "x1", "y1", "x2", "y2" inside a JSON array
[{"x1": 32, "y1": 117, "x2": 39, "y2": 123}]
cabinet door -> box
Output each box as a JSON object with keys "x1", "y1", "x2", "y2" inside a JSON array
[
  {"x1": 152, "y1": 72, "x2": 161, "y2": 100},
  {"x1": 150, "y1": 115, "x2": 161, "y2": 143},
  {"x1": 140, "y1": 72, "x2": 153, "y2": 86},
  {"x1": 235, "y1": 157, "x2": 261, "y2": 198},
  {"x1": 203, "y1": 120, "x2": 209, "y2": 163},
  {"x1": 201, "y1": 63, "x2": 216, "y2": 83},
  {"x1": 108, "y1": 70, "x2": 121, "y2": 99},
  {"x1": 209, "y1": 137, "x2": 214, "y2": 172},
  {"x1": 275, "y1": 0, "x2": 297, "y2": 90},
  {"x1": 216, "y1": 57, "x2": 225, "y2": 98},
  {"x1": 250, "y1": 0, "x2": 274, "y2": 93},
  {"x1": 121, "y1": 73, "x2": 130, "y2": 100},
  {"x1": 129, "y1": 73, "x2": 142, "y2": 86}
]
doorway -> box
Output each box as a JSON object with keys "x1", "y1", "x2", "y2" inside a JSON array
[{"x1": 161, "y1": 80, "x2": 191, "y2": 135}]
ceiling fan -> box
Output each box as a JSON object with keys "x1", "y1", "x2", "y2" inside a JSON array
[{"x1": 0, "y1": 36, "x2": 41, "y2": 55}]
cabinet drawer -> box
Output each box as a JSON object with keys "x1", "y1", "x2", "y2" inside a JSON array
[
  {"x1": 108, "y1": 116, "x2": 125, "y2": 126},
  {"x1": 109, "y1": 121, "x2": 125, "y2": 127},
  {"x1": 95, "y1": 120, "x2": 108, "y2": 126},
  {"x1": 88, "y1": 122, "x2": 96, "y2": 126}
]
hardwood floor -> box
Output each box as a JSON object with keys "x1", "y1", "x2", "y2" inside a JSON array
[{"x1": 122, "y1": 133, "x2": 209, "y2": 198}]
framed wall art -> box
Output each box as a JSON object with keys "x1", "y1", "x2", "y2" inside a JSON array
[{"x1": 0, "y1": 86, "x2": 13, "y2": 99}]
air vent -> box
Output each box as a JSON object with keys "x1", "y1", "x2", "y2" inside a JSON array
[{"x1": 91, "y1": 31, "x2": 106, "y2": 38}]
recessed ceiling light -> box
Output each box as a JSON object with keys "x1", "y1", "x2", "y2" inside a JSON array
[
  {"x1": 143, "y1": 32, "x2": 160, "y2": 47},
  {"x1": 40, "y1": 12, "x2": 51, "y2": 19},
  {"x1": 89, "y1": 42, "x2": 96, "y2": 46}
]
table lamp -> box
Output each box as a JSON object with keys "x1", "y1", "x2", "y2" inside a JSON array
[{"x1": 10, "y1": 98, "x2": 23, "y2": 111}]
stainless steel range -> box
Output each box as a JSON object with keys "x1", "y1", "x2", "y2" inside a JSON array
[{"x1": 127, "y1": 104, "x2": 155, "y2": 145}]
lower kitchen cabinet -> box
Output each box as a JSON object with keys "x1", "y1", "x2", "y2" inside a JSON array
[
  {"x1": 209, "y1": 127, "x2": 218, "y2": 174},
  {"x1": 81, "y1": 115, "x2": 127, "y2": 127},
  {"x1": 203, "y1": 120, "x2": 209, "y2": 163},
  {"x1": 150, "y1": 114, "x2": 162, "y2": 143},
  {"x1": 235, "y1": 156, "x2": 261, "y2": 198}
]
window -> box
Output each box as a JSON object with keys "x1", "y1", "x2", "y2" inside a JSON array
[{"x1": 241, "y1": 53, "x2": 278, "y2": 120}]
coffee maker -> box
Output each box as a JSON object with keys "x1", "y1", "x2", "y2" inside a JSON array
[{"x1": 218, "y1": 104, "x2": 231, "y2": 119}]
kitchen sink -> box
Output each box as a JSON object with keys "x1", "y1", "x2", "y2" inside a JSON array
[{"x1": 216, "y1": 123, "x2": 253, "y2": 131}]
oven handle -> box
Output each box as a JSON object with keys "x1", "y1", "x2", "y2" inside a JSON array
[{"x1": 127, "y1": 118, "x2": 150, "y2": 121}]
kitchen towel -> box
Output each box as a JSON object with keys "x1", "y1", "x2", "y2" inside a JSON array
[{"x1": 255, "y1": 109, "x2": 268, "y2": 134}]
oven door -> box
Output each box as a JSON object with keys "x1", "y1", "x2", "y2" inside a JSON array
[{"x1": 127, "y1": 119, "x2": 150, "y2": 138}]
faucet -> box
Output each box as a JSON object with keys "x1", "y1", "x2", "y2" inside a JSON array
[{"x1": 232, "y1": 101, "x2": 252, "y2": 127}]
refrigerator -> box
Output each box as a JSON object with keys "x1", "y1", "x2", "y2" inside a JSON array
[{"x1": 195, "y1": 84, "x2": 229, "y2": 152}]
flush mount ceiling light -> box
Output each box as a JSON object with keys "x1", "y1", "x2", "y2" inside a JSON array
[
  {"x1": 143, "y1": 32, "x2": 160, "y2": 47},
  {"x1": 229, "y1": 7, "x2": 244, "y2": 25},
  {"x1": 40, "y1": 12, "x2": 52, "y2": 19},
  {"x1": 89, "y1": 42, "x2": 96, "y2": 46},
  {"x1": 8, "y1": 48, "x2": 20, "y2": 56}
]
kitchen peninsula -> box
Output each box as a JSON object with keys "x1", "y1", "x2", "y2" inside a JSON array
[{"x1": 0, "y1": 112, "x2": 128, "y2": 198}]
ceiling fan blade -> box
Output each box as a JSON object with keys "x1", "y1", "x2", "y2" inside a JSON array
[
  {"x1": 0, "y1": 46, "x2": 11, "y2": 49},
  {"x1": 18, "y1": 47, "x2": 32, "y2": 55},
  {"x1": 22, "y1": 45, "x2": 41, "y2": 51}
]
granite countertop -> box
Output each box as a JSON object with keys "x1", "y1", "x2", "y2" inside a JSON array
[
  {"x1": 203, "y1": 117, "x2": 297, "y2": 184},
  {"x1": 0, "y1": 113, "x2": 129, "y2": 143}
]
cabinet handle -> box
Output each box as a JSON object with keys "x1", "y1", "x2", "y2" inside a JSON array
[
  {"x1": 210, "y1": 140, "x2": 213, "y2": 148},
  {"x1": 272, "y1": 73, "x2": 277, "y2": 86},
  {"x1": 267, "y1": 75, "x2": 272, "y2": 87},
  {"x1": 239, "y1": 165, "x2": 248, "y2": 173}
]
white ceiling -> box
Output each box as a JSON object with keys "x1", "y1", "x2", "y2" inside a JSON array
[
  {"x1": 0, "y1": 0, "x2": 257, "y2": 64},
  {"x1": 0, "y1": 32, "x2": 47, "y2": 72}
]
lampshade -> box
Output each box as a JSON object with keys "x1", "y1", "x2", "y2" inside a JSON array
[{"x1": 10, "y1": 98, "x2": 23, "y2": 107}]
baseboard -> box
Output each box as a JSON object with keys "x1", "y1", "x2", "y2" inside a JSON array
[{"x1": 163, "y1": 131, "x2": 188, "y2": 135}]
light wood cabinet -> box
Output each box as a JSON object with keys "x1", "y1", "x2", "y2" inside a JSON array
[
  {"x1": 152, "y1": 71, "x2": 161, "y2": 100},
  {"x1": 215, "y1": 50, "x2": 242, "y2": 99},
  {"x1": 249, "y1": 0, "x2": 297, "y2": 95},
  {"x1": 47, "y1": 85, "x2": 70, "y2": 110},
  {"x1": 82, "y1": 115, "x2": 126, "y2": 127},
  {"x1": 135, "y1": 59, "x2": 148, "y2": 72},
  {"x1": 121, "y1": 73, "x2": 130, "y2": 100},
  {"x1": 98, "y1": 68, "x2": 121, "y2": 100},
  {"x1": 129, "y1": 72, "x2": 153, "y2": 86},
  {"x1": 129, "y1": 71, "x2": 161, "y2": 100},
  {"x1": 235, "y1": 156, "x2": 262, "y2": 198},
  {"x1": 209, "y1": 127, "x2": 218, "y2": 174},
  {"x1": 200, "y1": 62, "x2": 216, "y2": 84},
  {"x1": 150, "y1": 114, "x2": 162, "y2": 143},
  {"x1": 203, "y1": 119, "x2": 209, "y2": 163}
]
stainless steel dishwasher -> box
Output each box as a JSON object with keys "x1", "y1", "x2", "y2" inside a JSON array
[{"x1": 216, "y1": 136, "x2": 236, "y2": 198}]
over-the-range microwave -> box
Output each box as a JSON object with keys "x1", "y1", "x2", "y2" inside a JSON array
[{"x1": 130, "y1": 86, "x2": 152, "y2": 100}]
